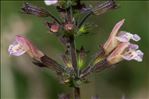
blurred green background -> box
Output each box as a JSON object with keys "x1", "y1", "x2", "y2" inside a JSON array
[{"x1": 1, "y1": 1, "x2": 149, "y2": 99}]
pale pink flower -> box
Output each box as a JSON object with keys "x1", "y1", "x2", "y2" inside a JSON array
[
  {"x1": 8, "y1": 35, "x2": 44, "y2": 61},
  {"x1": 107, "y1": 42, "x2": 143, "y2": 64},
  {"x1": 103, "y1": 19, "x2": 141, "y2": 55}
]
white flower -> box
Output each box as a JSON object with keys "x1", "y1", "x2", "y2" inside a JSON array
[{"x1": 44, "y1": 0, "x2": 58, "y2": 6}]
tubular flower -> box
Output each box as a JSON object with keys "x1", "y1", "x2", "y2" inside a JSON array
[
  {"x1": 8, "y1": 35, "x2": 44, "y2": 61},
  {"x1": 103, "y1": 19, "x2": 141, "y2": 55},
  {"x1": 107, "y1": 42, "x2": 143, "y2": 64},
  {"x1": 44, "y1": 0, "x2": 58, "y2": 6}
]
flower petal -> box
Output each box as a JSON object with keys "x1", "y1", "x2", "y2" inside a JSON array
[
  {"x1": 116, "y1": 31, "x2": 141, "y2": 42},
  {"x1": 122, "y1": 55, "x2": 132, "y2": 61},
  {"x1": 116, "y1": 31, "x2": 133, "y2": 42},
  {"x1": 133, "y1": 56, "x2": 142, "y2": 62},
  {"x1": 122, "y1": 49, "x2": 143, "y2": 62},
  {"x1": 16, "y1": 35, "x2": 30, "y2": 51},
  {"x1": 103, "y1": 19, "x2": 125, "y2": 55},
  {"x1": 111, "y1": 19, "x2": 125, "y2": 37},
  {"x1": 44, "y1": 0, "x2": 58, "y2": 6},
  {"x1": 8, "y1": 42, "x2": 26, "y2": 56},
  {"x1": 107, "y1": 42, "x2": 130, "y2": 64},
  {"x1": 132, "y1": 34, "x2": 141, "y2": 41},
  {"x1": 129, "y1": 44, "x2": 139, "y2": 50},
  {"x1": 116, "y1": 36, "x2": 129, "y2": 42},
  {"x1": 16, "y1": 35, "x2": 44, "y2": 59},
  {"x1": 136, "y1": 50, "x2": 144, "y2": 58}
]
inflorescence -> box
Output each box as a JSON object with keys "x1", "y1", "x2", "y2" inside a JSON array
[{"x1": 8, "y1": 0, "x2": 143, "y2": 98}]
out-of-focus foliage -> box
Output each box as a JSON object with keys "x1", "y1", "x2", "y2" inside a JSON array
[{"x1": 1, "y1": 1, "x2": 149, "y2": 99}]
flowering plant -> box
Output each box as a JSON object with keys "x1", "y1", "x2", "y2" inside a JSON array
[{"x1": 8, "y1": 0, "x2": 143, "y2": 99}]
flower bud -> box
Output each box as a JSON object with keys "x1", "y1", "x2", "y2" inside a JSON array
[
  {"x1": 64, "y1": 22, "x2": 74, "y2": 31},
  {"x1": 8, "y1": 35, "x2": 44, "y2": 61},
  {"x1": 47, "y1": 22, "x2": 60, "y2": 33}
]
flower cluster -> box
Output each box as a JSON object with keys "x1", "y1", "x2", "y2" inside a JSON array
[
  {"x1": 8, "y1": 0, "x2": 143, "y2": 99},
  {"x1": 103, "y1": 19, "x2": 143, "y2": 64}
]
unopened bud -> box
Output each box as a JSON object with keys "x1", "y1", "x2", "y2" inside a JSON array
[
  {"x1": 64, "y1": 22, "x2": 74, "y2": 31},
  {"x1": 47, "y1": 22, "x2": 60, "y2": 33}
]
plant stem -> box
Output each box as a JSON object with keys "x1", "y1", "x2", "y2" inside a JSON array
[
  {"x1": 81, "y1": 50, "x2": 104, "y2": 77},
  {"x1": 69, "y1": 36, "x2": 78, "y2": 76},
  {"x1": 78, "y1": 11, "x2": 92, "y2": 28},
  {"x1": 74, "y1": 87, "x2": 80, "y2": 99}
]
